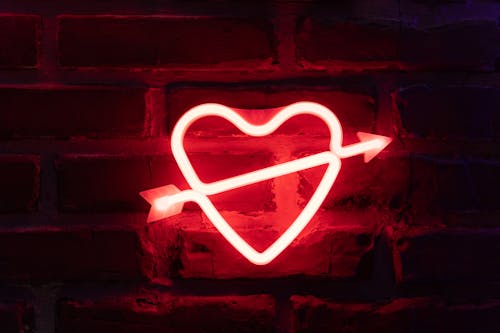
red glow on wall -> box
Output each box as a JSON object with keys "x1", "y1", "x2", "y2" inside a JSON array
[{"x1": 140, "y1": 101, "x2": 391, "y2": 265}]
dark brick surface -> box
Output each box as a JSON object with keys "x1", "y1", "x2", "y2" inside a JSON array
[
  {"x1": 0, "y1": 156, "x2": 39, "y2": 212},
  {"x1": 0, "y1": 87, "x2": 146, "y2": 139},
  {"x1": 56, "y1": 156, "x2": 155, "y2": 213},
  {"x1": 0, "y1": 302, "x2": 34, "y2": 333},
  {"x1": 291, "y1": 296, "x2": 500, "y2": 333},
  {"x1": 400, "y1": 21, "x2": 500, "y2": 71},
  {"x1": 469, "y1": 160, "x2": 500, "y2": 211},
  {"x1": 409, "y1": 155, "x2": 476, "y2": 214},
  {"x1": 394, "y1": 229, "x2": 500, "y2": 284},
  {"x1": 57, "y1": 294, "x2": 275, "y2": 333},
  {"x1": 408, "y1": 156, "x2": 499, "y2": 216},
  {"x1": 58, "y1": 16, "x2": 275, "y2": 68},
  {"x1": 297, "y1": 20, "x2": 499, "y2": 71},
  {"x1": 394, "y1": 85, "x2": 500, "y2": 139},
  {"x1": 296, "y1": 19, "x2": 400, "y2": 66},
  {"x1": 0, "y1": 229, "x2": 142, "y2": 282},
  {"x1": 0, "y1": 15, "x2": 39, "y2": 68}
]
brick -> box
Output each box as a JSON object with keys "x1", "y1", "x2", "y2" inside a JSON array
[
  {"x1": 297, "y1": 19, "x2": 499, "y2": 71},
  {"x1": 57, "y1": 154, "x2": 274, "y2": 213},
  {"x1": 166, "y1": 84, "x2": 376, "y2": 139},
  {"x1": 0, "y1": 302, "x2": 34, "y2": 333},
  {"x1": 394, "y1": 85, "x2": 500, "y2": 139},
  {"x1": 0, "y1": 87, "x2": 146, "y2": 139},
  {"x1": 142, "y1": 212, "x2": 377, "y2": 279},
  {"x1": 58, "y1": 16, "x2": 275, "y2": 68},
  {"x1": 469, "y1": 160, "x2": 500, "y2": 211},
  {"x1": 0, "y1": 156, "x2": 39, "y2": 212},
  {"x1": 0, "y1": 229, "x2": 142, "y2": 282},
  {"x1": 296, "y1": 19, "x2": 400, "y2": 69},
  {"x1": 0, "y1": 15, "x2": 39, "y2": 68},
  {"x1": 298, "y1": 155, "x2": 408, "y2": 211},
  {"x1": 57, "y1": 294, "x2": 275, "y2": 333},
  {"x1": 409, "y1": 155, "x2": 476, "y2": 214},
  {"x1": 400, "y1": 21, "x2": 500, "y2": 71},
  {"x1": 394, "y1": 228, "x2": 500, "y2": 284},
  {"x1": 291, "y1": 296, "x2": 500, "y2": 333},
  {"x1": 57, "y1": 156, "x2": 154, "y2": 213}
]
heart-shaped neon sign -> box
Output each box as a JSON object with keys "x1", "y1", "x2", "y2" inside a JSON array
[{"x1": 140, "y1": 102, "x2": 391, "y2": 265}]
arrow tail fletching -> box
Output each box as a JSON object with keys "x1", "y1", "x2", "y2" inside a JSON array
[{"x1": 139, "y1": 184, "x2": 184, "y2": 223}]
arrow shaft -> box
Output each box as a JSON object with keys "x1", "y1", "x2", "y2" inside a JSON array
[
  {"x1": 163, "y1": 151, "x2": 336, "y2": 206},
  {"x1": 197, "y1": 151, "x2": 335, "y2": 195},
  {"x1": 155, "y1": 140, "x2": 381, "y2": 208}
]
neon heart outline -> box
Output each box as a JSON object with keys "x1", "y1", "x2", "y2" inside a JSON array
[{"x1": 140, "y1": 101, "x2": 392, "y2": 265}]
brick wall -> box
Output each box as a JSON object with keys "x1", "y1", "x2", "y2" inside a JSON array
[{"x1": 0, "y1": 1, "x2": 499, "y2": 332}]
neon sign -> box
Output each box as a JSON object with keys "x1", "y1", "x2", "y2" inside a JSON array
[{"x1": 140, "y1": 102, "x2": 391, "y2": 265}]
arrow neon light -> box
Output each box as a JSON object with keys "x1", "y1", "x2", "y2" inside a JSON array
[{"x1": 140, "y1": 102, "x2": 392, "y2": 265}]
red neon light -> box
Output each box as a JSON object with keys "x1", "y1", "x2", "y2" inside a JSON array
[{"x1": 140, "y1": 102, "x2": 392, "y2": 265}]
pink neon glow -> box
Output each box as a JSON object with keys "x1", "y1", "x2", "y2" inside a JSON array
[{"x1": 140, "y1": 102, "x2": 392, "y2": 265}]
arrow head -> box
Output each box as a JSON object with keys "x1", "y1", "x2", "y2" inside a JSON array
[
  {"x1": 140, "y1": 184, "x2": 184, "y2": 223},
  {"x1": 356, "y1": 132, "x2": 392, "y2": 163}
]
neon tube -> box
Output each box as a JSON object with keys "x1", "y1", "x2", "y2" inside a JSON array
[{"x1": 140, "y1": 102, "x2": 392, "y2": 265}]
